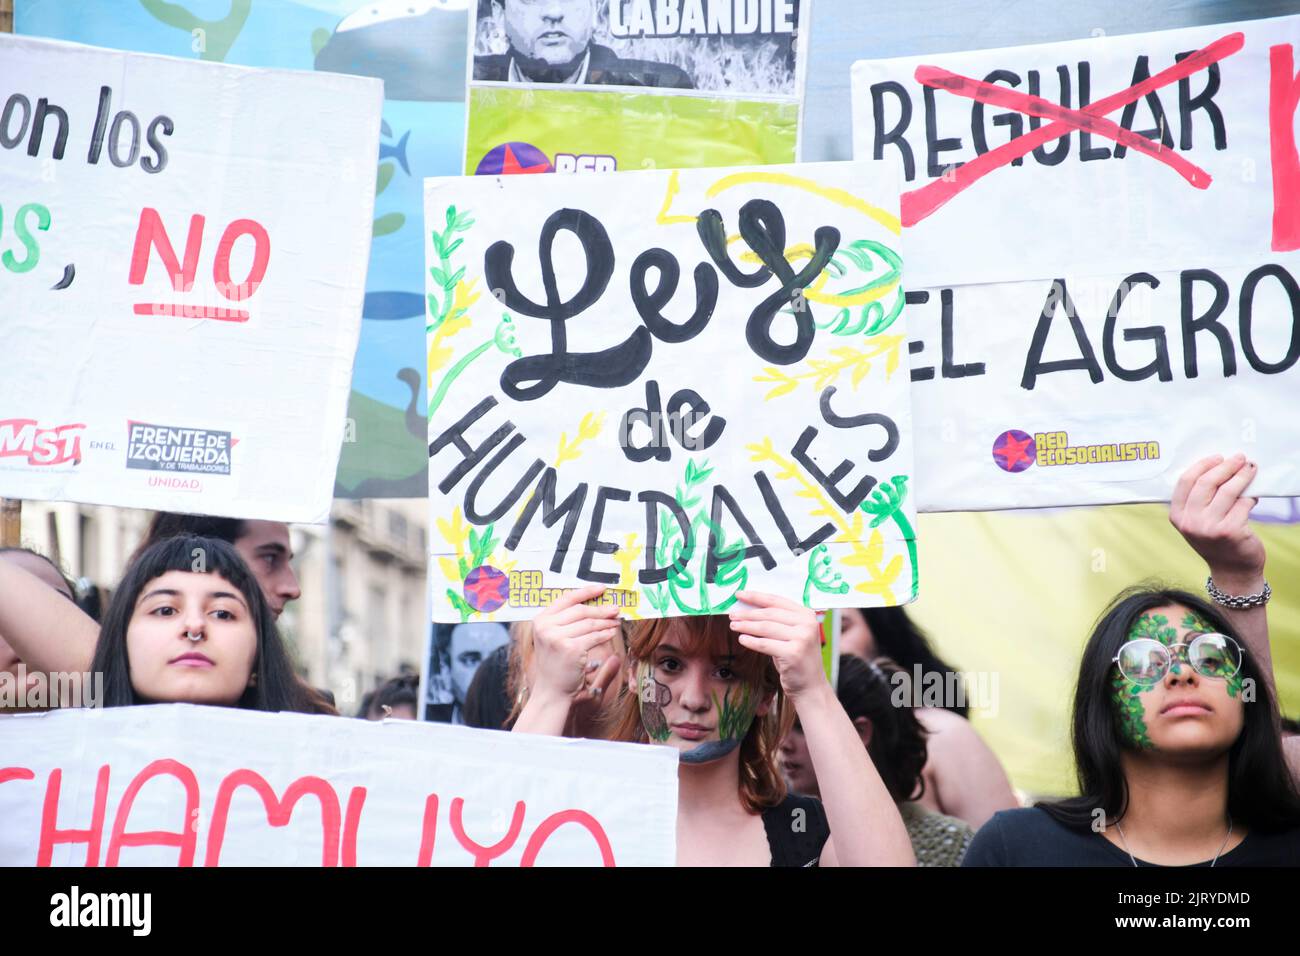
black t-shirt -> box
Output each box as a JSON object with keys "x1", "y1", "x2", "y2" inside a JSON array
[
  {"x1": 762, "y1": 794, "x2": 830, "y2": 867},
  {"x1": 964, "y1": 807, "x2": 1300, "y2": 867}
]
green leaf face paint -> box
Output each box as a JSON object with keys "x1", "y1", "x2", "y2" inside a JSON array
[
  {"x1": 713, "y1": 683, "x2": 757, "y2": 742},
  {"x1": 1110, "y1": 613, "x2": 1174, "y2": 749},
  {"x1": 1110, "y1": 608, "x2": 1245, "y2": 747},
  {"x1": 636, "y1": 661, "x2": 760, "y2": 763},
  {"x1": 1111, "y1": 669, "x2": 1155, "y2": 749},
  {"x1": 1130, "y1": 612, "x2": 1178, "y2": 644}
]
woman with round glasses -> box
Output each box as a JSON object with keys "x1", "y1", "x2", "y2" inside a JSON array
[{"x1": 965, "y1": 454, "x2": 1300, "y2": 866}]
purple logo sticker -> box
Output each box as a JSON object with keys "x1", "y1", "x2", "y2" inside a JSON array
[
  {"x1": 992, "y1": 429, "x2": 1036, "y2": 473},
  {"x1": 463, "y1": 565, "x2": 509, "y2": 612},
  {"x1": 474, "y1": 142, "x2": 553, "y2": 176}
]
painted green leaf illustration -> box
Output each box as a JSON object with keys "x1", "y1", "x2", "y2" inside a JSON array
[
  {"x1": 1130, "y1": 613, "x2": 1177, "y2": 645},
  {"x1": 374, "y1": 212, "x2": 405, "y2": 237},
  {"x1": 447, "y1": 589, "x2": 474, "y2": 624},
  {"x1": 641, "y1": 458, "x2": 747, "y2": 615},
  {"x1": 310, "y1": 27, "x2": 330, "y2": 57},
  {"x1": 139, "y1": 0, "x2": 251, "y2": 62}
]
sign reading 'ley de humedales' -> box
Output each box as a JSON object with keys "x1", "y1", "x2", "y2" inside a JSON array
[
  {"x1": 852, "y1": 14, "x2": 1300, "y2": 511},
  {"x1": 425, "y1": 161, "x2": 917, "y2": 622},
  {"x1": 0, "y1": 35, "x2": 380, "y2": 522}
]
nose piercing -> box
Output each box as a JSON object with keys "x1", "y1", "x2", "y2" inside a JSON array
[{"x1": 185, "y1": 631, "x2": 204, "y2": 643}]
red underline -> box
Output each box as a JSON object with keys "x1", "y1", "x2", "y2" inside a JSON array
[{"x1": 134, "y1": 304, "x2": 250, "y2": 322}]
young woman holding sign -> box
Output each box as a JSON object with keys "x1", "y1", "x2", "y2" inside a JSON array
[
  {"x1": 513, "y1": 588, "x2": 914, "y2": 866},
  {"x1": 964, "y1": 454, "x2": 1300, "y2": 866}
]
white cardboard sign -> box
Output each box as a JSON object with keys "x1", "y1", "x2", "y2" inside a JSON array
[
  {"x1": 0, "y1": 35, "x2": 382, "y2": 522},
  {"x1": 852, "y1": 15, "x2": 1300, "y2": 510},
  {"x1": 0, "y1": 705, "x2": 679, "y2": 866}
]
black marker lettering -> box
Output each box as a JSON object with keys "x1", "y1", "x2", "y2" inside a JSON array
[
  {"x1": 1180, "y1": 269, "x2": 1236, "y2": 378},
  {"x1": 1021, "y1": 278, "x2": 1104, "y2": 390},
  {"x1": 1103, "y1": 273, "x2": 1172, "y2": 382}
]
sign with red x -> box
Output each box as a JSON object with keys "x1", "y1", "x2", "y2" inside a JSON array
[{"x1": 851, "y1": 15, "x2": 1300, "y2": 511}]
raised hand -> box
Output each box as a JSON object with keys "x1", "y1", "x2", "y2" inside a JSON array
[
  {"x1": 1169, "y1": 453, "x2": 1265, "y2": 586},
  {"x1": 528, "y1": 584, "x2": 622, "y2": 703},
  {"x1": 727, "y1": 590, "x2": 827, "y2": 702}
]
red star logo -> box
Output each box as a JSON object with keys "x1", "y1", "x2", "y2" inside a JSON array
[
  {"x1": 499, "y1": 145, "x2": 552, "y2": 175},
  {"x1": 464, "y1": 567, "x2": 508, "y2": 611},
  {"x1": 994, "y1": 433, "x2": 1035, "y2": 470}
]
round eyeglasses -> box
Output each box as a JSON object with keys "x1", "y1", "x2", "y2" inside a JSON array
[{"x1": 1113, "y1": 633, "x2": 1244, "y2": 685}]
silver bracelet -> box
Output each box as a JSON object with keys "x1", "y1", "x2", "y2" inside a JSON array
[{"x1": 1206, "y1": 576, "x2": 1271, "y2": 609}]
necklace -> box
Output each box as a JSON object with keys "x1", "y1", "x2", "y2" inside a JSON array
[{"x1": 1112, "y1": 816, "x2": 1234, "y2": 867}]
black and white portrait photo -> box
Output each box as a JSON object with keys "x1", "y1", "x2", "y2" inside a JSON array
[
  {"x1": 423, "y1": 621, "x2": 512, "y2": 724},
  {"x1": 472, "y1": 0, "x2": 803, "y2": 95}
]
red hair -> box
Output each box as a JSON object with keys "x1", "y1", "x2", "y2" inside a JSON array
[{"x1": 604, "y1": 615, "x2": 793, "y2": 813}]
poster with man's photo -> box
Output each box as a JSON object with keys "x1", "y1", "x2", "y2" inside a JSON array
[
  {"x1": 471, "y1": 0, "x2": 804, "y2": 95},
  {"x1": 422, "y1": 621, "x2": 513, "y2": 725},
  {"x1": 463, "y1": 0, "x2": 811, "y2": 175}
]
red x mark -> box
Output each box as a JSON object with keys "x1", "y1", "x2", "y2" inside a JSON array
[{"x1": 902, "y1": 32, "x2": 1246, "y2": 226}]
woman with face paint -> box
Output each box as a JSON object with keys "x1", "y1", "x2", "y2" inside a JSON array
[
  {"x1": 514, "y1": 586, "x2": 914, "y2": 866},
  {"x1": 964, "y1": 454, "x2": 1300, "y2": 866}
]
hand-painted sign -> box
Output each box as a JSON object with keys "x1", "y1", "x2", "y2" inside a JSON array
[
  {"x1": 0, "y1": 34, "x2": 380, "y2": 521},
  {"x1": 852, "y1": 15, "x2": 1300, "y2": 509},
  {"x1": 426, "y1": 160, "x2": 917, "y2": 621},
  {"x1": 0, "y1": 704, "x2": 677, "y2": 866}
]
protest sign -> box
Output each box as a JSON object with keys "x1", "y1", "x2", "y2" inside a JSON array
[
  {"x1": 464, "y1": 0, "x2": 810, "y2": 175},
  {"x1": 851, "y1": 14, "x2": 1300, "y2": 510},
  {"x1": 425, "y1": 160, "x2": 917, "y2": 622},
  {"x1": 0, "y1": 34, "x2": 381, "y2": 522},
  {"x1": 16, "y1": 0, "x2": 471, "y2": 498},
  {"x1": 0, "y1": 704, "x2": 678, "y2": 866}
]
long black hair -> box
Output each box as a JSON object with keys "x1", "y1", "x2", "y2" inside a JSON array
[
  {"x1": 90, "y1": 535, "x2": 331, "y2": 714},
  {"x1": 835, "y1": 654, "x2": 929, "y2": 803},
  {"x1": 857, "y1": 607, "x2": 969, "y2": 718},
  {"x1": 1038, "y1": 586, "x2": 1300, "y2": 833}
]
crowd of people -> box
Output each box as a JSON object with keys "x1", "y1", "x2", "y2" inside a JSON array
[{"x1": 1, "y1": 452, "x2": 1297, "y2": 866}]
